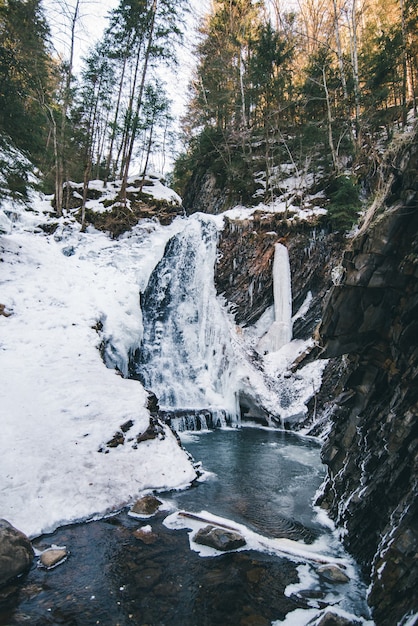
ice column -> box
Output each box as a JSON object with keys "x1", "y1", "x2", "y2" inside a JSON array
[{"x1": 257, "y1": 243, "x2": 293, "y2": 354}]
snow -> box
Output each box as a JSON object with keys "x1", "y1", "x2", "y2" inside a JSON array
[
  {"x1": 163, "y1": 509, "x2": 347, "y2": 564},
  {"x1": 0, "y1": 189, "x2": 195, "y2": 539},
  {"x1": 214, "y1": 199, "x2": 324, "y2": 224},
  {"x1": 136, "y1": 175, "x2": 182, "y2": 205},
  {"x1": 272, "y1": 606, "x2": 374, "y2": 625}
]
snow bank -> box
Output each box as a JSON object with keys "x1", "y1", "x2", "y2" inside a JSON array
[{"x1": 0, "y1": 196, "x2": 195, "y2": 538}]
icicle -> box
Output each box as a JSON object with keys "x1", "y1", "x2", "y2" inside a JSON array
[{"x1": 257, "y1": 243, "x2": 293, "y2": 354}]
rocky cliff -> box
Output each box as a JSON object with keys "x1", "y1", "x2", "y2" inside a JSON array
[
  {"x1": 215, "y1": 212, "x2": 343, "y2": 338},
  {"x1": 213, "y1": 126, "x2": 417, "y2": 623},
  {"x1": 316, "y1": 126, "x2": 418, "y2": 625}
]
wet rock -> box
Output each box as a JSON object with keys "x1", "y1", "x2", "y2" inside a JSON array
[
  {"x1": 120, "y1": 419, "x2": 134, "y2": 433},
  {"x1": 0, "y1": 519, "x2": 34, "y2": 587},
  {"x1": 39, "y1": 548, "x2": 68, "y2": 569},
  {"x1": 130, "y1": 495, "x2": 162, "y2": 517},
  {"x1": 146, "y1": 391, "x2": 159, "y2": 415},
  {"x1": 0, "y1": 303, "x2": 12, "y2": 317},
  {"x1": 317, "y1": 564, "x2": 350, "y2": 583},
  {"x1": 193, "y1": 525, "x2": 246, "y2": 551},
  {"x1": 133, "y1": 526, "x2": 159, "y2": 545},
  {"x1": 289, "y1": 589, "x2": 329, "y2": 610},
  {"x1": 308, "y1": 608, "x2": 363, "y2": 625},
  {"x1": 106, "y1": 431, "x2": 125, "y2": 448}
]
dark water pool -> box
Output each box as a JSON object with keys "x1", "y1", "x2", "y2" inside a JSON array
[
  {"x1": 0, "y1": 427, "x2": 369, "y2": 625},
  {"x1": 168, "y1": 427, "x2": 326, "y2": 542}
]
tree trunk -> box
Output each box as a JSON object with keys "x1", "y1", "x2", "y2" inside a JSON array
[
  {"x1": 120, "y1": 0, "x2": 158, "y2": 207},
  {"x1": 349, "y1": 0, "x2": 361, "y2": 146},
  {"x1": 323, "y1": 66, "x2": 339, "y2": 172},
  {"x1": 140, "y1": 122, "x2": 154, "y2": 191},
  {"x1": 332, "y1": 0, "x2": 355, "y2": 147},
  {"x1": 81, "y1": 75, "x2": 102, "y2": 230},
  {"x1": 55, "y1": 0, "x2": 80, "y2": 215},
  {"x1": 104, "y1": 55, "x2": 128, "y2": 187}
]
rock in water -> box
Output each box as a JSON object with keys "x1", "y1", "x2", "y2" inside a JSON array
[
  {"x1": 130, "y1": 495, "x2": 162, "y2": 517},
  {"x1": 0, "y1": 519, "x2": 34, "y2": 586},
  {"x1": 39, "y1": 548, "x2": 68, "y2": 569},
  {"x1": 317, "y1": 564, "x2": 350, "y2": 583},
  {"x1": 310, "y1": 607, "x2": 363, "y2": 625},
  {"x1": 193, "y1": 525, "x2": 246, "y2": 551},
  {"x1": 133, "y1": 526, "x2": 158, "y2": 545}
]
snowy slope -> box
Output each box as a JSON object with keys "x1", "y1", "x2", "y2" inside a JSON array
[{"x1": 0, "y1": 188, "x2": 196, "y2": 539}]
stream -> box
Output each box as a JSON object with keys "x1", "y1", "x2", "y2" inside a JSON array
[{"x1": 0, "y1": 427, "x2": 371, "y2": 625}]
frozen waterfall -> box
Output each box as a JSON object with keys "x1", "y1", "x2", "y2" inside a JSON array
[
  {"x1": 131, "y1": 217, "x2": 239, "y2": 418},
  {"x1": 257, "y1": 243, "x2": 293, "y2": 354}
]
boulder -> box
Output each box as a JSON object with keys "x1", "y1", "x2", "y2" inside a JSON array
[
  {"x1": 133, "y1": 526, "x2": 158, "y2": 545},
  {"x1": 130, "y1": 495, "x2": 162, "y2": 517},
  {"x1": 0, "y1": 519, "x2": 34, "y2": 587},
  {"x1": 308, "y1": 608, "x2": 362, "y2": 625},
  {"x1": 317, "y1": 564, "x2": 350, "y2": 583},
  {"x1": 193, "y1": 525, "x2": 246, "y2": 551}
]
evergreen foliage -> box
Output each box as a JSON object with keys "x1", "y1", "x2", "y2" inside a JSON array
[
  {"x1": 326, "y1": 175, "x2": 360, "y2": 231},
  {"x1": 175, "y1": 0, "x2": 417, "y2": 224},
  {"x1": 0, "y1": 0, "x2": 416, "y2": 231},
  {"x1": 0, "y1": 0, "x2": 54, "y2": 163}
]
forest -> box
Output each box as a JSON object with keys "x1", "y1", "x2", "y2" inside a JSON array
[{"x1": 0, "y1": 0, "x2": 417, "y2": 228}]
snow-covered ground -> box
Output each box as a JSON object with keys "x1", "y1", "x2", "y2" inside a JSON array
[{"x1": 0, "y1": 187, "x2": 196, "y2": 539}]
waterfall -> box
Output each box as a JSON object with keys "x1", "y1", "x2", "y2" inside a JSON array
[
  {"x1": 159, "y1": 408, "x2": 228, "y2": 432},
  {"x1": 132, "y1": 217, "x2": 239, "y2": 419},
  {"x1": 257, "y1": 243, "x2": 293, "y2": 354}
]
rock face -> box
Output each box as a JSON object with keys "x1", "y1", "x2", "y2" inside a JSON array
[
  {"x1": 317, "y1": 128, "x2": 418, "y2": 625},
  {"x1": 0, "y1": 519, "x2": 34, "y2": 587},
  {"x1": 183, "y1": 169, "x2": 227, "y2": 215},
  {"x1": 215, "y1": 213, "x2": 343, "y2": 336}
]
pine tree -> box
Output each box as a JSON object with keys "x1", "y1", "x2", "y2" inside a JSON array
[
  {"x1": 74, "y1": 42, "x2": 116, "y2": 227},
  {"x1": 0, "y1": 0, "x2": 54, "y2": 162}
]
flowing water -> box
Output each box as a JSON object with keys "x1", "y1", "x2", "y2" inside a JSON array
[
  {"x1": 0, "y1": 426, "x2": 371, "y2": 626},
  {"x1": 132, "y1": 218, "x2": 240, "y2": 417}
]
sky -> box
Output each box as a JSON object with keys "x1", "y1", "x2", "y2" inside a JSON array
[{"x1": 43, "y1": 0, "x2": 210, "y2": 104}]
